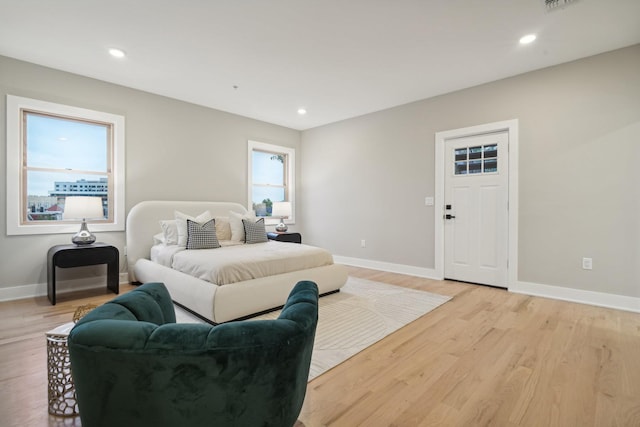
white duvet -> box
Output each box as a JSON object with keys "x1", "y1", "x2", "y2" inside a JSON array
[{"x1": 150, "y1": 240, "x2": 334, "y2": 285}]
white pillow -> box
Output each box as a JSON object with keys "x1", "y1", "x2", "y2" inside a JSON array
[
  {"x1": 229, "y1": 210, "x2": 256, "y2": 242},
  {"x1": 159, "y1": 219, "x2": 179, "y2": 245},
  {"x1": 175, "y1": 210, "x2": 213, "y2": 247},
  {"x1": 153, "y1": 233, "x2": 165, "y2": 245},
  {"x1": 215, "y1": 216, "x2": 232, "y2": 241}
]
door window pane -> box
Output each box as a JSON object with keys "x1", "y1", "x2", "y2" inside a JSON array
[
  {"x1": 455, "y1": 161, "x2": 468, "y2": 175},
  {"x1": 455, "y1": 148, "x2": 468, "y2": 161},
  {"x1": 484, "y1": 159, "x2": 498, "y2": 173},
  {"x1": 469, "y1": 160, "x2": 482, "y2": 174},
  {"x1": 454, "y1": 143, "x2": 499, "y2": 175},
  {"x1": 469, "y1": 146, "x2": 483, "y2": 159},
  {"x1": 484, "y1": 144, "x2": 498, "y2": 158}
]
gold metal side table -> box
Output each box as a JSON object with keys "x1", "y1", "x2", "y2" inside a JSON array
[{"x1": 46, "y1": 322, "x2": 78, "y2": 416}]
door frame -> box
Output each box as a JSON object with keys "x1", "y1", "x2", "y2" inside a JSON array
[{"x1": 434, "y1": 119, "x2": 519, "y2": 289}]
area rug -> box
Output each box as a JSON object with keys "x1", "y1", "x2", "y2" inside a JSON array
[{"x1": 174, "y1": 276, "x2": 452, "y2": 381}]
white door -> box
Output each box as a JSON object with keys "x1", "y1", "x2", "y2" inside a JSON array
[{"x1": 444, "y1": 132, "x2": 509, "y2": 287}]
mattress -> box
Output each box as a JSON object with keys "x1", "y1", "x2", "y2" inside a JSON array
[{"x1": 150, "y1": 240, "x2": 335, "y2": 286}]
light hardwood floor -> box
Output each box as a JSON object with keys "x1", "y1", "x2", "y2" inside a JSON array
[{"x1": 1, "y1": 268, "x2": 639, "y2": 426}]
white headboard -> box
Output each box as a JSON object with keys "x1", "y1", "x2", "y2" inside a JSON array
[{"x1": 125, "y1": 200, "x2": 248, "y2": 282}]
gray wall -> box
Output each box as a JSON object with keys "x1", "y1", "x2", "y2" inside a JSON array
[
  {"x1": 2, "y1": 45, "x2": 638, "y2": 300},
  {"x1": 300, "y1": 44, "x2": 640, "y2": 298},
  {"x1": 0, "y1": 55, "x2": 300, "y2": 292}
]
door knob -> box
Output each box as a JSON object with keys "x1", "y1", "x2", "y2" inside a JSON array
[{"x1": 445, "y1": 214, "x2": 456, "y2": 220}]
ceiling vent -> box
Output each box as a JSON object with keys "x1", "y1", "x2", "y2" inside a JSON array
[{"x1": 545, "y1": 0, "x2": 578, "y2": 10}]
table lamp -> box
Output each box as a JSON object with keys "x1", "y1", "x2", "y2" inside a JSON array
[
  {"x1": 272, "y1": 201, "x2": 292, "y2": 232},
  {"x1": 63, "y1": 196, "x2": 104, "y2": 245}
]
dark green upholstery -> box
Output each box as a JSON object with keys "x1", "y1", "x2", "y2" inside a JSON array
[{"x1": 68, "y1": 281, "x2": 319, "y2": 427}]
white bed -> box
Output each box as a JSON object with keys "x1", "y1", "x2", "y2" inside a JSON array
[{"x1": 126, "y1": 200, "x2": 348, "y2": 323}]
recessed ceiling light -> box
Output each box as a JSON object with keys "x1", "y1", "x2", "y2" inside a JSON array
[
  {"x1": 297, "y1": 108, "x2": 307, "y2": 115},
  {"x1": 519, "y1": 34, "x2": 537, "y2": 45},
  {"x1": 108, "y1": 48, "x2": 126, "y2": 58}
]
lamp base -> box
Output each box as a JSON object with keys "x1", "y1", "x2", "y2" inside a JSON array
[
  {"x1": 275, "y1": 222, "x2": 288, "y2": 232},
  {"x1": 71, "y1": 221, "x2": 96, "y2": 245}
]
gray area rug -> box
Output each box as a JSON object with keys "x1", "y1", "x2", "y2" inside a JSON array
[{"x1": 175, "y1": 276, "x2": 452, "y2": 381}]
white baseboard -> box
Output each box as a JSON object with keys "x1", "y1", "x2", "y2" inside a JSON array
[
  {"x1": 334, "y1": 255, "x2": 439, "y2": 280},
  {"x1": 510, "y1": 280, "x2": 640, "y2": 313},
  {"x1": 335, "y1": 255, "x2": 639, "y2": 313},
  {"x1": 0, "y1": 273, "x2": 129, "y2": 302}
]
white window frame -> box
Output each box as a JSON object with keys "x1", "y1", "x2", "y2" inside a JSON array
[
  {"x1": 6, "y1": 95, "x2": 125, "y2": 235},
  {"x1": 247, "y1": 140, "x2": 295, "y2": 226}
]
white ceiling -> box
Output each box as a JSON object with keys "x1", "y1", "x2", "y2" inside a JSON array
[{"x1": 1, "y1": 1, "x2": 639, "y2": 130}]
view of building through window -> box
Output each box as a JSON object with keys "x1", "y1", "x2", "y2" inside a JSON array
[
  {"x1": 27, "y1": 178, "x2": 108, "y2": 221},
  {"x1": 24, "y1": 111, "x2": 111, "y2": 222}
]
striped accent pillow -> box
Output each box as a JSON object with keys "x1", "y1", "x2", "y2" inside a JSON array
[
  {"x1": 186, "y1": 219, "x2": 221, "y2": 250},
  {"x1": 242, "y1": 218, "x2": 268, "y2": 244}
]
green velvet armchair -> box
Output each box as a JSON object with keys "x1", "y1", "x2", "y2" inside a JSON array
[{"x1": 68, "y1": 280, "x2": 319, "y2": 427}]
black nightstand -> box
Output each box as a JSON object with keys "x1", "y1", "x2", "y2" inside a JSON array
[
  {"x1": 267, "y1": 232, "x2": 302, "y2": 244},
  {"x1": 47, "y1": 243, "x2": 119, "y2": 305}
]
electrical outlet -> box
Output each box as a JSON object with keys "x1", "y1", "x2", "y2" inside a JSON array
[
  {"x1": 361, "y1": 239, "x2": 366, "y2": 248},
  {"x1": 582, "y1": 257, "x2": 592, "y2": 270}
]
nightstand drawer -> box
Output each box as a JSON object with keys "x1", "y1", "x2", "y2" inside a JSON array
[
  {"x1": 52, "y1": 244, "x2": 118, "y2": 268},
  {"x1": 267, "y1": 232, "x2": 302, "y2": 244}
]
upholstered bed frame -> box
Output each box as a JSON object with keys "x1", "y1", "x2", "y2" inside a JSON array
[{"x1": 126, "y1": 200, "x2": 348, "y2": 323}]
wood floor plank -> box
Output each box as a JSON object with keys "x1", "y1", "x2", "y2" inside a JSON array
[{"x1": 1, "y1": 269, "x2": 639, "y2": 426}]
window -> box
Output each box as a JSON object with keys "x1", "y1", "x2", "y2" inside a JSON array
[
  {"x1": 248, "y1": 140, "x2": 295, "y2": 224},
  {"x1": 454, "y1": 144, "x2": 498, "y2": 175},
  {"x1": 6, "y1": 95, "x2": 125, "y2": 235}
]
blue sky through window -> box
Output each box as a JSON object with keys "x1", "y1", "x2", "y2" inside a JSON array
[
  {"x1": 252, "y1": 150, "x2": 285, "y2": 204},
  {"x1": 26, "y1": 113, "x2": 108, "y2": 196}
]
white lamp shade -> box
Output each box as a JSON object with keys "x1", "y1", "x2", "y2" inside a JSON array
[
  {"x1": 63, "y1": 197, "x2": 104, "y2": 220},
  {"x1": 272, "y1": 201, "x2": 292, "y2": 218}
]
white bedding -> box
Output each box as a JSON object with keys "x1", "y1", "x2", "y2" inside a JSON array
[{"x1": 150, "y1": 240, "x2": 335, "y2": 286}]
